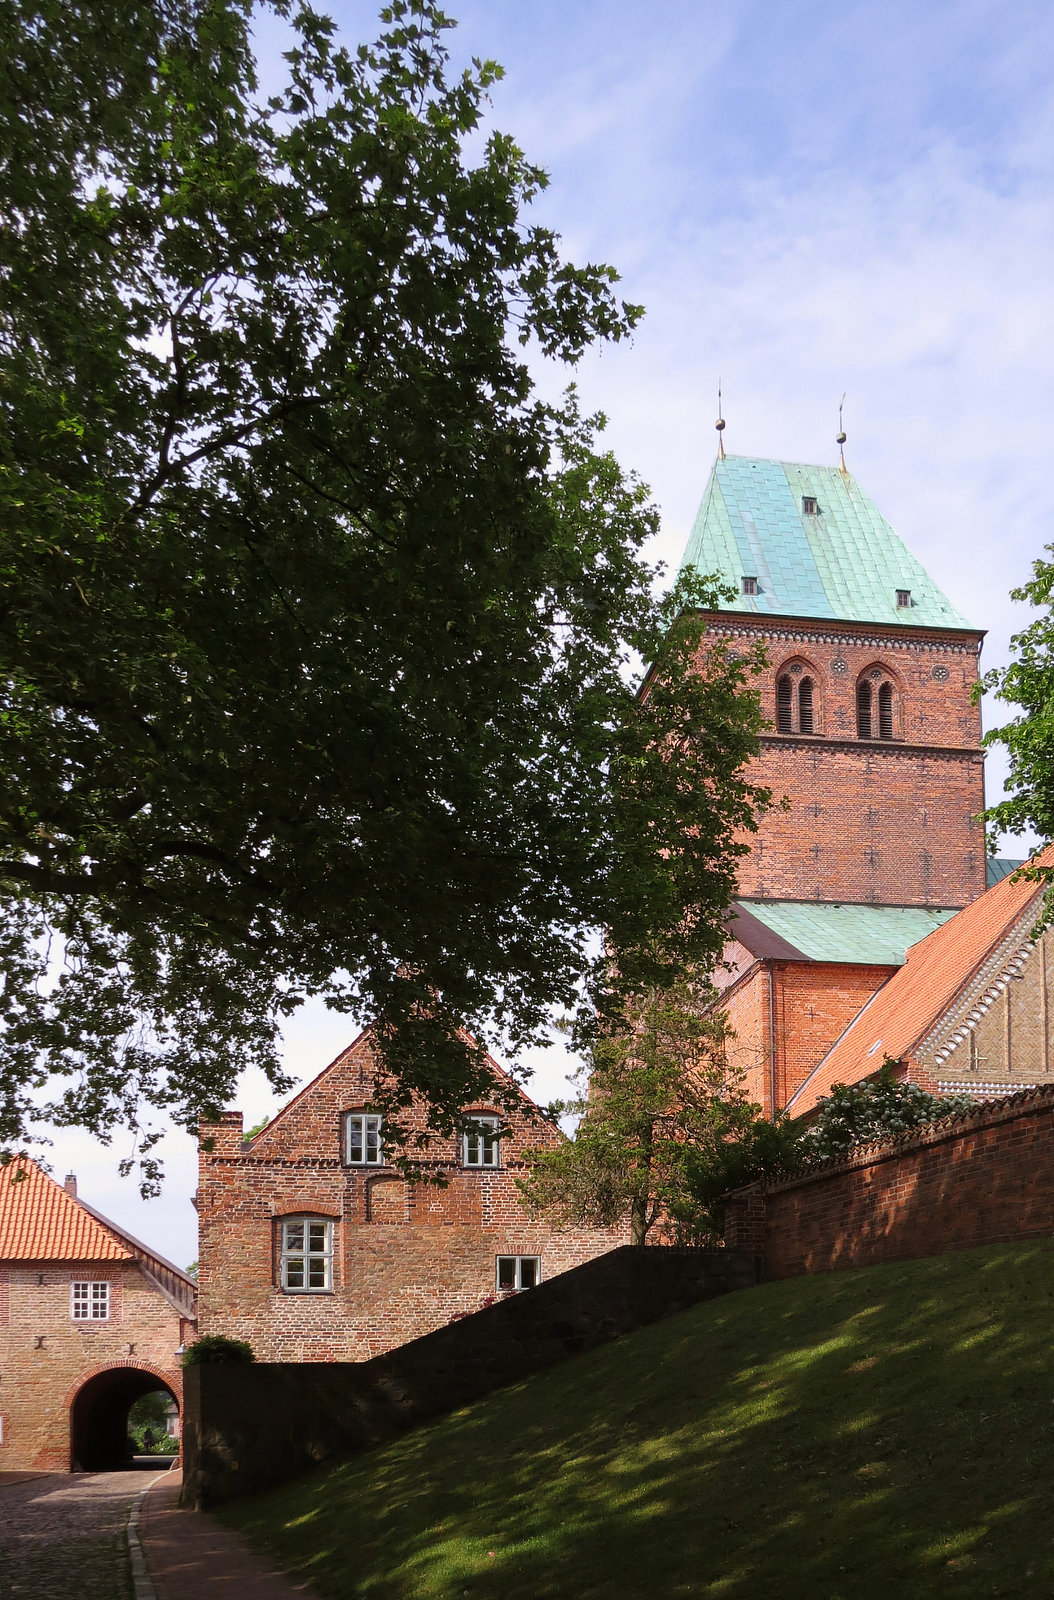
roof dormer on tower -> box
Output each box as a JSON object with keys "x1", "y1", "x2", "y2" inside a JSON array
[{"x1": 678, "y1": 456, "x2": 973, "y2": 631}]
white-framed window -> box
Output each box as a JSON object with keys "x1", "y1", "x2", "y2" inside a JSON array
[
  {"x1": 71, "y1": 1280, "x2": 109, "y2": 1321},
  {"x1": 279, "y1": 1217, "x2": 333, "y2": 1292},
  {"x1": 497, "y1": 1255, "x2": 540, "y2": 1292},
  {"x1": 462, "y1": 1116, "x2": 501, "y2": 1168},
  {"x1": 344, "y1": 1112, "x2": 383, "y2": 1166}
]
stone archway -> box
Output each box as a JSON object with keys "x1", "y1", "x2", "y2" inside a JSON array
[{"x1": 68, "y1": 1364, "x2": 179, "y2": 1471}]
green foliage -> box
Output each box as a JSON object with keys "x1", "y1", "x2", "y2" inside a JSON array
[
  {"x1": 980, "y1": 551, "x2": 1054, "y2": 875},
  {"x1": 222, "y1": 1242, "x2": 1054, "y2": 1599},
  {"x1": 671, "y1": 1109, "x2": 806, "y2": 1240},
  {"x1": 518, "y1": 981, "x2": 757, "y2": 1245},
  {"x1": 803, "y1": 1063, "x2": 975, "y2": 1161},
  {"x1": 181, "y1": 1333, "x2": 254, "y2": 1366},
  {"x1": 0, "y1": 0, "x2": 767, "y2": 1188}
]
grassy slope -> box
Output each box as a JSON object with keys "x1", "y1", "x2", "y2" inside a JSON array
[{"x1": 222, "y1": 1242, "x2": 1054, "y2": 1599}]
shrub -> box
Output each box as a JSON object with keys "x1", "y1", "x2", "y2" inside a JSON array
[{"x1": 181, "y1": 1334, "x2": 255, "y2": 1366}]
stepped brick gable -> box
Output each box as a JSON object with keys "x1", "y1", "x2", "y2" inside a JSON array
[
  {"x1": 197, "y1": 1029, "x2": 626, "y2": 1362},
  {"x1": 0, "y1": 1158, "x2": 196, "y2": 1471},
  {"x1": 678, "y1": 454, "x2": 991, "y2": 1110}
]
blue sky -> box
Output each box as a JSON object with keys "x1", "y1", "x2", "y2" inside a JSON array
[{"x1": 54, "y1": 0, "x2": 1054, "y2": 1262}]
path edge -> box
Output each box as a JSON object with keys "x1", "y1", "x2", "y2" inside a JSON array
[{"x1": 127, "y1": 1463, "x2": 174, "y2": 1600}]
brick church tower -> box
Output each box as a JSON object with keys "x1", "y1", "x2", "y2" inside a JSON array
[{"x1": 681, "y1": 455, "x2": 989, "y2": 1112}]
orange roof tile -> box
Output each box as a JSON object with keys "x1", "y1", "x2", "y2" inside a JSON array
[
  {"x1": 787, "y1": 855, "x2": 1052, "y2": 1117},
  {"x1": 0, "y1": 1157, "x2": 133, "y2": 1262}
]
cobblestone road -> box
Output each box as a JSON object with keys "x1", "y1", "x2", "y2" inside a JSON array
[{"x1": 0, "y1": 1468, "x2": 160, "y2": 1599}]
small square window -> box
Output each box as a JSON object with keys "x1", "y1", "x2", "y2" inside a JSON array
[
  {"x1": 463, "y1": 1117, "x2": 501, "y2": 1168},
  {"x1": 71, "y1": 1281, "x2": 109, "y2": 1321},
  {"x1": 497, "y1": 1255, "x2": 540, "y2": 1292},
  {"x1": 741, "y1": 575, "x2": 758, "y2": 596},
  {"x1": 345, "y1": 1112, "x2": 383, "y2": 1166},
  {"x1": 896, "y1": 589, "x2": 911, "y2": 608},
  {"x1": 280, "y1": 1216, "x2": 333, "y2": 1292},
  {"x1": 801, "y1": 496, "x2": 818, "y2": 515}
]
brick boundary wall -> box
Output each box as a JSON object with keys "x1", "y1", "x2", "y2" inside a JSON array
[
  {"x1": 724, "y1": 1083, "x2": 1054, "y2": 1279},
  {"x1": 181, "y1": 1244, "x2": 759, "y2": 1507}
]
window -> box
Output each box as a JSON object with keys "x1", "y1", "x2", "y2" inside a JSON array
[
  {"x1": 896, "y1": 588, "x2": 911, "y2": 608},
  {"x1": 279, "y1": 1217, "x2": 333, "y2": 1292},
  {"x1": 798, "y1": 676, "x2": 814, "y2": 735},
  {"x1": 856, "y1": 679, "x2": 872, "y2": 739},
  {"x1": 741, "y1": 575, "x2": 758, "y2": 596},
  {"x1": 345, "y1": 1113, "x2": 383, "y2": 1166},
  {"x1": 497, "y1": 1255, "x2": 540, "y2": 1292},
  {"x1": 776, "y1": 674, "x2": 793, "y2": 732},
  {"x1": 71, "y1": 1281, "x2": 109, "y2": 1321},
  {"x1": 463, "y1": 1116, "x2": 501, "y2": 1168},
  {"x1": 857, "y1": 674, "x2": 896, "y2": 740},
  {"x1": 801, "y1": 495, "x2": 818, "y2": 515}
]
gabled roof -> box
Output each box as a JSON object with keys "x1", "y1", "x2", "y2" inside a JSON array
[
  {"x1": 731, "y1": 900, "x2": 958, "y2": 967},
  {"x1": 786, "y1": 859, "x2": 1050, "y2": 1116},
  {"x1": 678, "y1": 455, "x2": 975, "y2": 631},
  {"x1": 0, "y1": 1157, "x2": 132, "y2": 1261}
]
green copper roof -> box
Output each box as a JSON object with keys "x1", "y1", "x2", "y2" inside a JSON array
[
  {"x1": 679, "y1": 456, "x2": 974, "y2": 630},
  {"x1": 986, "y1": 857, "x2": 1027, "y2": 888},
  {"x1": 738, "y1": 900, "x2": 959, "y2": 966}
]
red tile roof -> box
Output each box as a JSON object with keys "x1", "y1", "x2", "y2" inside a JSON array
[
  {"x1": 786, "y1": 858, "x2": 1051, "y2": 1117},
  {"x1": 0, "y1": 1157, "x2": 133, "y2": 1262}
]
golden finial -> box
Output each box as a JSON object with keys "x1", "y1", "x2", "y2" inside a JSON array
[
  {"x1": 837, "y1": 394, "x2": 848, "y2": 474},
  {"x1": 716, "y1": 381, "x2": 726, "y2": 461}
]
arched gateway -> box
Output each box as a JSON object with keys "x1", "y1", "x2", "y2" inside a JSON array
[{"x1": 68, "y1": 1363, "x2": 180, "y2": 1471}]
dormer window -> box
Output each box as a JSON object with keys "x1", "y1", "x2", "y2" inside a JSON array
[
  {"x1": 741, "y1": 575, "x2": 758, "y2": 596},
  {"x1": 801, "y1": 496, "x2": 818, "y2": 515},
  {"x1": 896, "y1": 589, "x2": 911, "y2": 609}
]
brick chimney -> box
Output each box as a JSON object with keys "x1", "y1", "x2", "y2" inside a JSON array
[
  {"x1": 64, "y1": 1173, "x2": 77, "y2": 1197},
  {"x1": 198, "y1": 1110, "x2": 244, "y2": 1156}
]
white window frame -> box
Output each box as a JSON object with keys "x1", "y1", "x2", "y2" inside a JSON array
[
  {"x1": 462, "y1": 1116, "x2": 501, "y2": 1169},
  {"x1": 279, "y1": 1217, "x2": 334, "y2": 1293},
  {"x1": 496, "y1": 1255, "x2": 541, "y2": 1292},
  {"x1": 71, "y1": 1280, "x2": 110, "y2": 1321},
  {"x1": 344, "y1": 1112, "x2": 384, "y2": 1166}
]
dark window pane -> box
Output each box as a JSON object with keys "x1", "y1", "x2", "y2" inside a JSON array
[
  {"x1": 856, "y1": 681, "x2": 872, "y2": 739},
  {"x1": 798, "y1": 677, "x2": 814, "y2": 734},
  {"x1": 497, "y1": 1257, "x2": 516, "y2": 1290},
  {"x1": 777, "y1": 676, "x2": 793, "y2": 733},
  {"x1": 878, "y1": 682, "x2": 894, "y2": 739},
  {"x1": 519, "y1": 1258, "x2": 539, "y2": 1288}
]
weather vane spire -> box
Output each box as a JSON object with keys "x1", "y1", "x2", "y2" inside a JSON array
[
  {"x1": 837, "y1": 394, "x2": 848, "y2": 474},
  {"x1": 716, "y1": 382, "x2": 726, "y2": 461}
]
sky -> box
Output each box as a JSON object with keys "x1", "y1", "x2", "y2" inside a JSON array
[{"x1": 43, "y1": 0, "x2": 1054, "y2": 1266}]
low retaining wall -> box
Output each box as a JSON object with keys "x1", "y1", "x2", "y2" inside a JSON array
[
  {"x1": 725, "y1": 1084, "x2": 1054, "y2": 1279},
  {"x1": 182, "y1": 1244, "x2": 758, "y2": 1506}
]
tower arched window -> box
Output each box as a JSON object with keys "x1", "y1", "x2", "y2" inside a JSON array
[
  {"x1": 776, "y1": 665, "x2": 820, "y2": 735},
  {"x1": 857, "y1": 671, "x2": 897, "y2": 740}
]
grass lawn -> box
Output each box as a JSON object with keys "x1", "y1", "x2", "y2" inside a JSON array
[{"x1": 221, "y1": 1241, "x2": 1054, "y2": 1598}]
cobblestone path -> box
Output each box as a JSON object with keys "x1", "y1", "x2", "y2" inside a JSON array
[{"x1": 0, "y1": 1469, "x2": 159, "y2": 1599}]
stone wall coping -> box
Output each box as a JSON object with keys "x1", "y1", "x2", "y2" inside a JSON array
[{"x1": 728, "y1": 1081, "x2": 1054, "y2": 1200}]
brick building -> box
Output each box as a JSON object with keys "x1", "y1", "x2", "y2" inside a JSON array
[
  {"x1": 197, "y1": 1029, "x2": 626, "y2": 1361},
  {"x1": 0, "y1": 1157, "x2": 196, "y2": 1471},
  {"x1": 678, "y1": 453, "x2": 1003, "y2": 1111}
]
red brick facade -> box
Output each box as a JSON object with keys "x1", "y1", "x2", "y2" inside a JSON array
[
  {"x1": 197, "y1": 1031, "x2": 627, "y2": 1361},
  {"x1": 724, "y1": 1086, "x2": 1054, "y2": 1279},
  {"x1": 701, "y1": 615, "x2": 986, "y2": 908}
]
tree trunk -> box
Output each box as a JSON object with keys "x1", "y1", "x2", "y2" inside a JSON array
[{"x1": 630, "y1": 1194, "x2": 651, "y2": 1246}]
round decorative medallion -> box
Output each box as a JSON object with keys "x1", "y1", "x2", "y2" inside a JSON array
[
  {"x1": 830, "y1": 657, "x2": 848, "y2": 675},
  {"x1": 789, "y1": 662, "x2": 803, "y2": 675},
  {"x1": 869, "y1": 668, "x2": 883, "y2": 681},
  {"x1": 932, "y1": 664, "x2": 950, "y2": 683}
]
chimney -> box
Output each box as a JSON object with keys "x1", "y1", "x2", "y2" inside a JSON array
[{"x1": 64, "y1": 1174, "x2": 77, "y2": 1197}]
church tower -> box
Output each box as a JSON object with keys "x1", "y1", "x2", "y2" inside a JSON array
[
  {"x1": 681, "y1": 454, "x2": 988, "y2": 1113},
  {"x1": 682, "y1": 455, "x2": 986, "y2": 908}
]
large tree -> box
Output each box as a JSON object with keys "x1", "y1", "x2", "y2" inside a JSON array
[
  {"x1": 0, "y1": 0, "x2": 767, "y2": 1185},
  {"x1": 982, "y1": 553, "x2": 1054, "y2": 867}
]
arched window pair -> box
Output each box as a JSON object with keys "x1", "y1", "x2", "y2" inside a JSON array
[
  {"x1": 857, "y1": 673, "x2": 896, "y2": 740},
  {"x1": 776, "y1": 670, "x2": 816, "y2": 735}
]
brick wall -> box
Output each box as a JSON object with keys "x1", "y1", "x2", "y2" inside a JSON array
[
  {"x1": 0, "y1": 1260, "x2": 185, "y2": 1470},
  {"x1": 181, "y1": 1244, "x2": 760, "y2": 1507},
  {"x1": 720, "y1": 960, "x2": 894, "y2": 1115},
  {"x1": 699, "y1": 615, "x2": 986, "y2": 908},
  {"x1": 724, "y1": 1085, "x2": 1054, "y2": 1278},
  {"x1": 198, "y1": 1032, "x2": 628, "y2": 1362}
]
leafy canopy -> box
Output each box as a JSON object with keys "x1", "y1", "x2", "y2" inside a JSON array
[
  {"x1": 0, "y1": 0, "x2": 767, "y2": 1187},
  {"x1": 803, "y1": 1064, "x2": 975, "y2": 1162}
]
